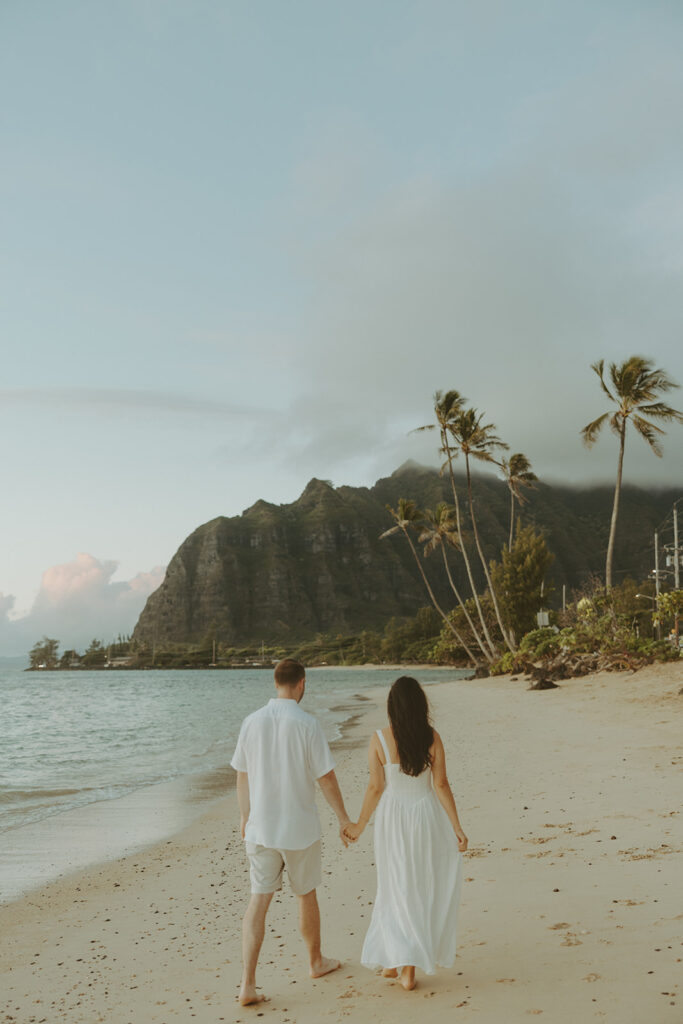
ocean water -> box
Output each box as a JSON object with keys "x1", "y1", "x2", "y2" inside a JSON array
[{"x1": 0, "y1": 666, "x2": 469, "y2": 836}]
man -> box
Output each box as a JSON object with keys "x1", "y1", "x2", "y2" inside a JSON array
[{"x1": 230, "y1": 658, "x2": 351, "y2": 1006}]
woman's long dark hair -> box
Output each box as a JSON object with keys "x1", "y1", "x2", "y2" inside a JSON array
[{"x1": 387, "y1": 676, "x2": 434, "y2": 777}]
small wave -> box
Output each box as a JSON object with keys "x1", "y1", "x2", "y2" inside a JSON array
[{"x1": 0, "y1": 786, "x2": 93, "y2": 803}]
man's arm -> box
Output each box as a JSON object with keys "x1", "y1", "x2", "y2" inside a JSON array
[
  {"x1": 236, "y1": 771, "x2": 250, "y2": 839},
  {"x1": 317, "y1": 769, "x2": 351, "y2": 845}
]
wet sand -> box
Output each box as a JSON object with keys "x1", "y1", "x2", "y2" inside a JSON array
[{"x1": 0, "y1": 663, "x2": 681, "y2": 1023}]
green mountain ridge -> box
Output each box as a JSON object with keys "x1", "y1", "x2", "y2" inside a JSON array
[{"x1": 132, "y1": 464, "x2": 677, "y2": 646}]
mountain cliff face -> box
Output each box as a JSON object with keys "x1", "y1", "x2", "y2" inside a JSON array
[{"x1": 132, "y1": 464, "x2": 677, "y2": 645}]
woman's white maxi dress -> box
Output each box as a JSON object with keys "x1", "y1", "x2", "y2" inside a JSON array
[{"x1": 360, "y1": 729, "x2": 463, "y2": 975}]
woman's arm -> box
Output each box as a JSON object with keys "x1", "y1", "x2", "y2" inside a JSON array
[
  {"x1": 431, "y1": 731, "x2": 468, "y2": 851},
  {"x1": 343, "y1": 734, "x2": 385, "y2": 842}
]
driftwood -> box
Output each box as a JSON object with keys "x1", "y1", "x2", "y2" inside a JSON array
[{"x1": 523, "y1": 649, "x2": 652, "y2": 688}]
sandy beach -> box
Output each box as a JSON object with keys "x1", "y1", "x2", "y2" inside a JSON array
[{"x1": 1, "y1": 663, "x2": 681, "y2": 1024}]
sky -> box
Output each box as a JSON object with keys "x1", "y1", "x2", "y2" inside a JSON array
[{"x1": 2, "y1": 0, "x2": 683, "y2": 656}]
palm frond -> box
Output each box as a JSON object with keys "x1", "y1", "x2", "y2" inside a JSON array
[
  {"x1": 609, "y1": 412, "x2": 623, "y2": 438},
  {"x1": 591, "y1": 360, "x2": 615, "y2": 402},
  {"x1": 470, "y1": 449, "x2": 499, "y2": 464},
  {"x1": 640, "y1": 366, "x2": 679, "y2": 395},
  {"x1": 580, "y1": 412, "x2": 609, "y2": 447},
  {"x1": 379, "y1": 524, "x2": 402, "y2": 540},
  {"x1": 632, "y1": 415, "x2": 665, "y2": 457},
  {"x1": 637, "y1": 402, "x2": 683, "y2": 423}
]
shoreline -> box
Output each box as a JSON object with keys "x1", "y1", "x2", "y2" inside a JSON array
[
  {"x1": 22, "y1": 661, "x2": 474, "y2": 673},
  {"x1": 1, "y1": 664, "x2": 680, "y2": 1023},
  {"x1": 0, "y1": 666, "x2": 467, "y2": 898},
  {"x1": 0, "y1": 688, "x2": 379, "y2": 908}
]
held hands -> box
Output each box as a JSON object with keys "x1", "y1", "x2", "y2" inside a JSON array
[{"x1": 342, "y1": 821, "x2": 363, "y2": 843}]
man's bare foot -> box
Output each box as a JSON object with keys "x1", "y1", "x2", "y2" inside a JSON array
[
  {"x1": 382, "y1": 968, "x2": 399, "y2": 978},
  {"x1": 310, "y1": 956, "x2": 341, "y2": 979},
  {"x1": 238, "y1": 983, "x2": 267, "y2": 1006},
  {"x1": 400, "y1": 966, "x2": 417, "y2": 991}
]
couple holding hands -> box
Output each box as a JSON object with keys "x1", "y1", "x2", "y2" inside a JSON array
[{"x1": 231, "y1": 659, "x2": 468, "y2": 1006}]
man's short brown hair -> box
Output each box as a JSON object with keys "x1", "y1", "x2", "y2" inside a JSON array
[{"x1": 274, "y1": 658, "x2": 306, "y2": 687}]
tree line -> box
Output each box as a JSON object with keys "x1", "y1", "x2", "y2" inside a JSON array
[{"x1": 382, "y1": 355, "x2": 683, "y2": 671}]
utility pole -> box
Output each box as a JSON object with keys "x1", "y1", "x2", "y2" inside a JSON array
[
  {"x1": 654, "y1": 531, "x2": 661, "y2": 640},
  {"x1": 674, "y1": 504, "x2": 680, "y2": 590}
]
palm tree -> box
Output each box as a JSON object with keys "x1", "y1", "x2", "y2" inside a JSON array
[
  {"x1": 447, "y1": 408, "x2": 515, "y2": 652},
  {"x1": 415, "y1": 391, "x2": 499, "y2": 656},
  {"x1": 581, "y1": 356, "x2": 683, "y2": 590},
  {"x1": 381, "y1": 500, "x2": 478, "y2": 666},
  {"x1": 418, "y1": 503, "x2": 493, "y2": 663},
  {"x1": 500, "y1": 453, "x2": 538, "y2": 550}
]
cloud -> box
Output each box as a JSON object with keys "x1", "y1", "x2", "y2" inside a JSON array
[
  {"x1": 0, "y1": 554, "x2": 165, "y2": 658},
  {"x1": 0, "y1": 388, "x2": 263, "y2": 420},
  {"x1": 270, "y1": 19, "x2": 683, "y2": 489}
]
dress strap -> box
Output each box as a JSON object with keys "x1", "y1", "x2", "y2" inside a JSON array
[{"x1": 376, "y1": 728, "x2": 392, "y2": 764}]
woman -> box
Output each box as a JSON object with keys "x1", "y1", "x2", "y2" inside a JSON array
[{"x1": 344, "y1": 676, "x2": 468, "y2": 991}]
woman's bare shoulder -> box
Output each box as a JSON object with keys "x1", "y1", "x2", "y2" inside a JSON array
[{"x1": 430, "y1": 728, "x2": 444, "y2": 752}]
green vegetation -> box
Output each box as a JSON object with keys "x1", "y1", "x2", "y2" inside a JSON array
[
  {"x1": 489, "y1": 524, "x2": 554, "y2": 646},
  {"x1": 653, "y1": 589, "x2": 683, "y2": 643},
  {"x1": 29, "y1": 637, "x2": 59, "y2": 670},
  {"x1": 381, "y1": 372, "x2": 682, "y2": 676},
  {"x1": 488, "y1": 578, "x2": 681, "y2": 678},
  {"x1": 26, "y1": 607, "x2": 460, "y2": 671},
  {"x1": 386, "y1": 392, "x2": 550, "y2": 666}
]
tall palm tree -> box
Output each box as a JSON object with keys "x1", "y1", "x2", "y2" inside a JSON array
[
  {"x1": 581, "y1": 356, "x2": 683, "y2": 590},
  {"x1": 418, "y1": 503, "x2": 493, "y2": 663},
  {"x1": 448, "y1": 408, "x2": 515, "y2": 652},
  {"x1": 500, "y1": 453, "x2": 538, "y2": 550},
  {"x1": 415, "y1": 391, "x2": 499, "y2": 656},
  {"x1": 381, "y1": 500, "x2": 478, "y2": 666}
]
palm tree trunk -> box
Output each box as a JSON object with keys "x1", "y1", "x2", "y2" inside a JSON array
[
  {"x1": 440, "y1": 546, "x2": 492, "y2": 663},
  {"x1": 401, "y1": 527, "x2": 478, "y2": 666},
  {"x1": 605, "y1": 422, "x2": 626, "y2": 590},
  {"x1": 508, "y1": 488, "x2": 515, "y2": 551},
  {"x1": 441, "y1": 431, "x2": 499, "y2": 658},
  {"x1": 465, "y1": 455, "x2": 516, "y2": 653}
]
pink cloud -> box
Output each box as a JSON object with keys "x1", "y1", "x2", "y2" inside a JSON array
[
  {"x1": 0, "y1": 555, "x2": 166, "y2": 656},
  {"x1": 34, "y1": 553, "x2": 120, "y2": 608}
]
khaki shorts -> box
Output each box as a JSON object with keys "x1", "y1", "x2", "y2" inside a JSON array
[{"x1": 245, "y1": 840, "x2": 322, "y2": 896}]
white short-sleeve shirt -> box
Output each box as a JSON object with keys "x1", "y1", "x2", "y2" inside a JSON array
[{"x1": 230, "y1": 698, "x2": 335, "y2": 850}]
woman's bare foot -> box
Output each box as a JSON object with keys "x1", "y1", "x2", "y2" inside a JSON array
[
  {"x1": 238, "y1": 984, "x2": 267, "y2": 1006},
  {"x1": 382, "y1": 968, "x2": 399, "y2": 978},
  {"x1": 310, "y1": 956, "x2": 341, "y2": 979},
  {"x1": 400, "y1": 966, "x2": 417, "y2": 991}
]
